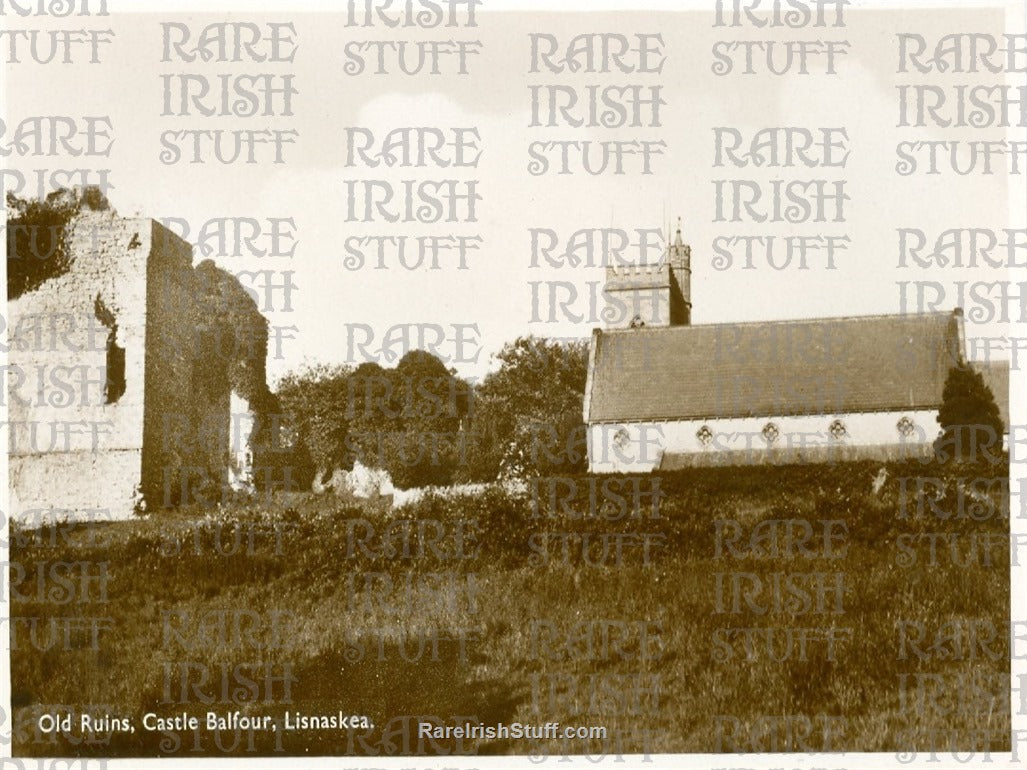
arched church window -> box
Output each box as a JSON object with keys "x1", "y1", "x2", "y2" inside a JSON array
[
  {"x1": 896, "y1": 416, "x2": 916, "y2": 438},
  {"x1": 696, "y1": 425, "x2": 713, "y2": 447},
  {"x1": 829, "y1": 419, "x2": 847, "y2": 441},
  {"x1": 613, "y1": 427, "x2": 630, "y2": 449},
  {"x1": 629, "y1": 315, "x2": 645, "y2": 329},
  {"x1": 762, "y1": 422, "x2": 780, "y2": 445}
]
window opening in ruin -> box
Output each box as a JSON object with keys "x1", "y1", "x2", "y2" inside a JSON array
[
  {"x1": 106, "y1": 339, "x2": 126, "y2": 403},
  {"x1": 95, "y1": 295, "x2": 126, "y2": 404}
]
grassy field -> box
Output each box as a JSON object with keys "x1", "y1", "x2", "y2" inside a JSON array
[{"x1": 8, "y1": 458, "x2": 1010, "y2": 757}]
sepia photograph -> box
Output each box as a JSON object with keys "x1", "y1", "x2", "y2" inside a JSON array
[{"x1": 1, "y1": 0, "x2": 1024, "y2": 766}]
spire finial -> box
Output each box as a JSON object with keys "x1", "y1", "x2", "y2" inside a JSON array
[{"x1": 675, "y1": 216, "x2": 683, "y2": 247}]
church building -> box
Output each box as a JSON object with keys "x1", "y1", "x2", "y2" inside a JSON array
[{"x1": 582, "y1": 223, "x2": 993, "y2": 472}]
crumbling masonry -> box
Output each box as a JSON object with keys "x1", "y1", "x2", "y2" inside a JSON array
[{"x1": 7, "y1": 188, "x2": 272, "y2": 521}]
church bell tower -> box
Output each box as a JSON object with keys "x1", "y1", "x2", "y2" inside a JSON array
[
  {"x1": 601, "y1": 216, "x2": 693, "y2": 329},
  {"x1": 668, "y1": 218, "x2": 692, "y2": 326}
]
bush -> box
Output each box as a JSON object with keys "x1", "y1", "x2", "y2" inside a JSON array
[
  {"x1": 934, "y1": 365, "x2": 1004, "y2": 464},
  {"x1": 6, "y1": 190, "x2": 82, "y2": 299}
]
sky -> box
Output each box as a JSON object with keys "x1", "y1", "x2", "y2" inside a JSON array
[{"x1": 3, "y1": 5, "x2": 1023, "y2": 387}]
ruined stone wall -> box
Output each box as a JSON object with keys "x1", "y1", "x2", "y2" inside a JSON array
[
  {"x1": 141, "y1": 221, "x2": 231, "y2": 509},
  {"x1": 192, "y1": 260, "x2": 272, "y2": 499},
  {"x1": 9, "y1": 195, "x2": 272, "y2": 519},
  {"x1": 139, "y1": 230, "x2": 271, "y2": 509},
  {"x1": 8, "y1": 210, "x2": 151, "y2": 520}
]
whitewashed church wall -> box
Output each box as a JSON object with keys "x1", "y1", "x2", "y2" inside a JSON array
[{"x1": 588, "y1": 409, "x2": 941, "y2": 473}]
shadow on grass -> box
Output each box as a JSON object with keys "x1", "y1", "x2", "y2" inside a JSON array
[{"x1": 17, "y1": 635, "x2": 524, "y2": 758}]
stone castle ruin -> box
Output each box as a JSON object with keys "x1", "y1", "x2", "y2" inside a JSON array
[{"x1": 7, "y1": 187, "x2": 274, "y2": 521}]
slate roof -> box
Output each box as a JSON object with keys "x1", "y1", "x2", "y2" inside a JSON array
[{"x1": 584, "y1": 311, "x2": 965, "y2": 423}]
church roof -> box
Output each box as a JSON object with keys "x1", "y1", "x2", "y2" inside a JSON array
[{"x1": 584, "y1": 311, "x2": 964, "y2": 423}]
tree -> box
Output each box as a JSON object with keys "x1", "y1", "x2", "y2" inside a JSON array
[
  {"x1": 463, "y1": 336, "x2": 589, "y2": 481},
  {"x1": 934, "y1": 364, "x2": 1004, "y2": 463},
  {"x1": 275, "y1": 351, "x2": 472, "y2": 490},
  {"x1": 275, "y1": 362, "x2": 353, "y2": 487},
  {"x1": 6, "y1": 188, "x2": 109, "y2": 299},
  {"x1": 346, "y1": 351, "x2": 471, "y2": 488}
]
